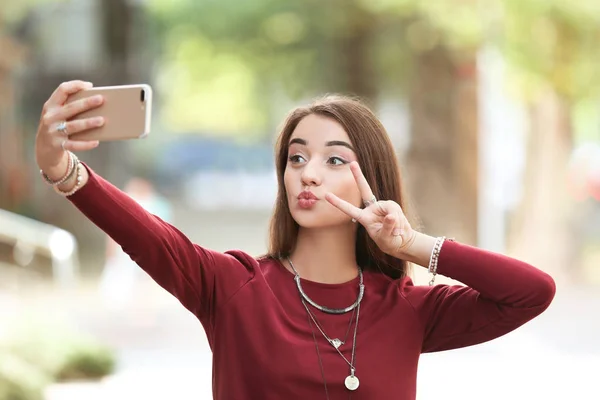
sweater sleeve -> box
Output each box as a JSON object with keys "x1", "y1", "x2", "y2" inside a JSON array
[
  {"x1": 67, "y1": 164, "x2": 256, "y2": 332},
  {"x1": 401, "y1": 240, "x2": 556, "y2": 353}
]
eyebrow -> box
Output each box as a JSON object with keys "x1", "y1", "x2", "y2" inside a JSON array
[{"x1": 289, "y1": 138, "x2": 355, "y2": 152}]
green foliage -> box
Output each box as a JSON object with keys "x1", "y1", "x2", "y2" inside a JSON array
[
  {"x1": 395, "y1": 0, "x2": 486, "y2": 51},
  {"x1": 4, "y1": 318, "x2": 116, "y2": 382},
  {"x1": 54, "y1": 345, "x2": 116, "y2": 382},
  {"x1": 0, "y1": 0, "x2": 57, "y2": 26},
  {"x1": 501, "y1": 0, "x2": 600, "y2": 101},
  {"x1": 146, "y1": 0, "x2": 600, "y2": 133},
  {"x1": 147, "y1": 0, "x2": 411, "y2": 134},
  {"x1": 0, "y1": 314, "x2": 116, "y2": 400},
  {"x1": 0, "y1": 354, "x2": 48, "y2": 400},
  {"x1": 147, "y1": 0, "x2": 349, "y2": 135}
]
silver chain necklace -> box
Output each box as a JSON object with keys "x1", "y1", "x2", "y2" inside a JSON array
[
  {"x1": 286, "y1": 257, "x2": 363, "y2": 392},
  {"x1": 304, "y1": 298, "x2": 361, "y2": 393},
  {"x1": 304, "y1": 301, "x2": 357, "y2": 350},
  {"x1": 287, "y1": 257, "x2": 365, "y2": 314}
]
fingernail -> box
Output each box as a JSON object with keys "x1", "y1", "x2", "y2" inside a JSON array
[
  {"x1": 92, "y1": 117, "x2": 104, "y2": 126},
  {"x1": 90, "y1": 95, "x2": 103, "y2": 105},
  {"x1": 392, "y1": 229, "x2": 402, "y2": 236}
]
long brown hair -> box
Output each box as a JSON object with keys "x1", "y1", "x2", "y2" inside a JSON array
[{"x1": 267, "y1": 95, "x2": 414, "y2": 280}]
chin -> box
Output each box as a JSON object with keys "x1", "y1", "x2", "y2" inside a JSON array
[{"x1": 291, "y1": 209, "x2": 348, "y2": 230}]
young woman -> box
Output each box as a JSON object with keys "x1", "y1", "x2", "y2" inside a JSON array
[{"x1": 35, "y1": 80, "x2": 555, "y2": 400}]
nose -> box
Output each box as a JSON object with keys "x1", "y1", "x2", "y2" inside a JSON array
[{"x1": 301, "y1": 160, "x2": 322, "y2": 187}]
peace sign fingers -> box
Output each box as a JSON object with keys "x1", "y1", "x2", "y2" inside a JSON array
[
  {"x1": 349, "y1": 162, "x2": 377, "y2": 207},
  {"x1": 325, "y1": 192, "x2": 364, "y2": 223},
  {"x1": 325, "y1": 161, "x2": 379, "y2": 223},
  {"x1": 324, "y1": 161, "x2": 415, "y2": 256}
]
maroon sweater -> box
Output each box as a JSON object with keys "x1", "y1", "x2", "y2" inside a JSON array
[{"x1": 69, "y1": 166, "x2": 555, "y2": 400}]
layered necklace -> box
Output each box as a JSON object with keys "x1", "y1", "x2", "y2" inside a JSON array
[{"x1": 287, "y1": 257, "x2": 365, "y2": 395}]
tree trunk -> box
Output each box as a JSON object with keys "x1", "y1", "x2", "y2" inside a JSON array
[
  {"x1": 94, "y1": 0, "x2": 136, "y2": 189},
  {"x1": 329, "y1": 1, "x2": 377, "y2": 100},
  {"x1": 507, "y1": 89, "x2": 574, "y2": 284},
  {"x1": 337, "y1": 25, "x2": 376, "y2": 100},
  {"x1": 405, "y1": 46, "x2": 479, "y2": 246}
]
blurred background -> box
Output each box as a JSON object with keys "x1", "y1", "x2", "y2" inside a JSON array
[{"x1": 1, "y1": 0, "x2": 599, "y2": 399}]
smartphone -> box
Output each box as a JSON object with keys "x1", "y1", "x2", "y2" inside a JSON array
[{"x1": 66, "y1": 84, "x2": 152, "y2": 141}]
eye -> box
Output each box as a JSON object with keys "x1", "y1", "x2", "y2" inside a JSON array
[
  {"x1": 327, "y1": 156, "x2": 347, "y2": 166},
  {"x1": 288, "y1": 154, "x2": 306, "y2": 164}
]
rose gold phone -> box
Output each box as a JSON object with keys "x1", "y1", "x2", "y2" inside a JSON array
[{"x1": 67, "y1": 84, "x2": 152, "y2": 141}]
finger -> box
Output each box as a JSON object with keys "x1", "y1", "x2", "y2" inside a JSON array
[
  {"x1": 372, "y1": 199, "x2": 397, "y2": 216},
  {"x1": 62, "y1": 139, "x2": 99, "y2": 152},
  {"x1": 45, "y1": 81, "x2": 93, "y2": 109},
  {"x1": 383, "y1": 214, "x2": 397, "y2": 236},
  {"x1": 42, "y1": 96, "x2": 104, "y2": 130},
  {"x1": 350, "y1": 162, "x2": 375, "y2": 205},
  {"x1": 325, "y1": 192, "x2": 362, "y2": 221},
  {"x1": 392, "y1": 210, "x2": 405, "y2": 237},
  {"x1": 64, "y1": 117, "x2": 105, "y2": 136},
  {"x1": 49, "y1": 95, "x2": 104, "y2": 124}
]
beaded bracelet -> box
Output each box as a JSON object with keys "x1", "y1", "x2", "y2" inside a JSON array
[
  {"x1": 53, "y1": 159, "x2": 83, "y2": 197},
  {"x1": 428, "y1": 236, "x2": 446, "y2": 286},
  {"x1": 40, "y1": 152, "x2": 78, "y2": 186}
]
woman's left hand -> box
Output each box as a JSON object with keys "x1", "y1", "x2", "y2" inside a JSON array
[{"x1": 325, "y1": 162, "x2": 416, "y2": 257}]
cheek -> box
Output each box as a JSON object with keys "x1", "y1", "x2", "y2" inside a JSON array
[
  {"x1": 333, "y1": 174, "x2": 362, "y2": 207},
  {"x1": 283, "y1": 169, "x2": 293, "y2": 195}
]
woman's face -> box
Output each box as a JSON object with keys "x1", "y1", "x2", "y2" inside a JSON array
[{"x1": 284, "y1": 114, "x2": 362, "y2": 229}]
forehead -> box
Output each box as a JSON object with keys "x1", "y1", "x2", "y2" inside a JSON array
[{"x1": 289, "y1": 114, "x2": 351, "y2": 145}]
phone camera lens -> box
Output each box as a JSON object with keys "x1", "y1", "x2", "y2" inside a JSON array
[{"x1": 140, "y1": 89, "x2": 146, "y2": 102}]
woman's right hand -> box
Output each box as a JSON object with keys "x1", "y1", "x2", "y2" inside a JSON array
[{"x1": 35, "y1": 80, "x2": 105, "y2": 176}]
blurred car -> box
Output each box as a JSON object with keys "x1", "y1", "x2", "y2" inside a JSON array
[{"x1": 152, "y1": 135, "x2": 278, "y2": 210}]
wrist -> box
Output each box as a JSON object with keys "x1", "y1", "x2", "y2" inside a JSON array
[
  {"x1": 40, "y1": 151, "x2": 70, "y2": 181},
  {"x1": 395, "y1": 232, "x2": 437, "y2": 267},
  {"x1": 54, "y1": 160, "x2": 89, "y2": 196}
]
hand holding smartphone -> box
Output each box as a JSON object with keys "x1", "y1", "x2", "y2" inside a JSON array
[{"x1": 66, "y1": 84, "x2": 152, "y2": 142}]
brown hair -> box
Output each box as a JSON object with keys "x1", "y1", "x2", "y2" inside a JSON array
[{"x1": 267, "y1": 95, "x2": 413, "y2": 280}]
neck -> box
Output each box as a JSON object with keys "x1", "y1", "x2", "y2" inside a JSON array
[{"x1": 288, "y1": 225, "x2": 359, "y2": 284}]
